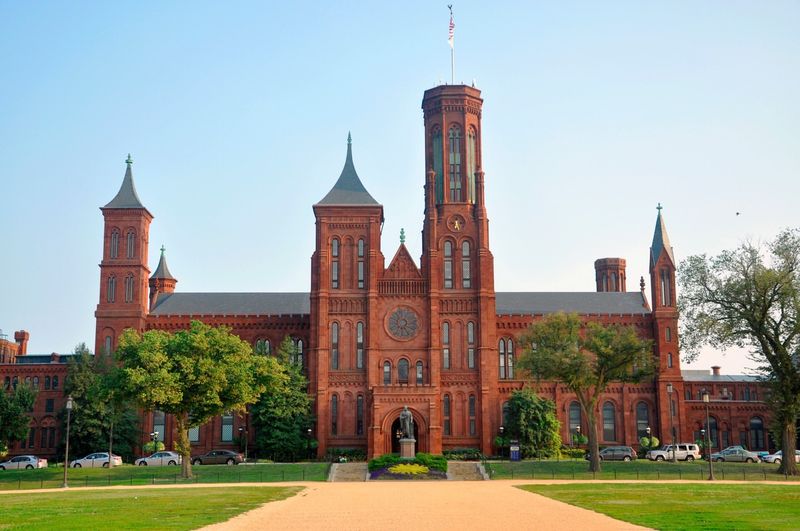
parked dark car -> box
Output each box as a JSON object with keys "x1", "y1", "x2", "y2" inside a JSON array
[
  {"x1": 191, "y1": 450, "x2": 244, "y2": 466},
  {"x1": 586, "y1": 446, "x2": 637, "y2": 461}
]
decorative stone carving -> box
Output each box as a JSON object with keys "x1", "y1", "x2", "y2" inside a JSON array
[{"x1": 387, "y1": 307, "x2": 419, "y2": 340}]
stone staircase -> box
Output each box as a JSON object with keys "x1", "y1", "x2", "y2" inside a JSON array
[
  {"x1": 329, "y1": 462, "x2": 369, "y2": 482},
  {"x1": 446, "y1": 461, "x2": 486, "y2": 481}
]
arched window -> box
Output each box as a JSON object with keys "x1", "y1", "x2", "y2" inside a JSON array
[
  {"x1": 398, "y1": 359, "x2": 409, "y2": 384},
  {"x1": 107, "y1": 275, "x2": 116, "y2": 303},
  {"x1": 466, "y1": 127, "x2": 477, "y2": 203},
  {"x1": 665, "y1": 327, "x2": 672, "y2": 341},
  {"x1": 507, "y1": 339, "x2": 514, "y2": 379},
  {"x1": 448, "y1": 126, "x2": 462, "y2": 201},
  {"x1": 498, "y1": 339, "x2": 506, "y2": 379},
  {"x1": 331, "y1": 395, "x2": 338, "y2": 436},
  {"x1": 356, "y1": 395, "x2": 364, "y2": 435},
  {"x1": 443, "y1": 395, "x2": 451, "y2": 435},
  {"x1": 502, "y1": 401, "x2": 510, "y2": 427},
  {"x1": 636, "y1": 402, "x2": 650, "y2": 438},
  {"x1": 104, "y1": 335, "x2": 112, "y2": 355},
  {"x1": 330, "y1": 323, "x2": 339, "y2": 370},
  {"x1": 466, "y1": 321, "x2": 476, "y2": 369},
  {"x1": 124, "y1": 274, "x2": 134, "y2": 303},
  {"x1": 416, "y1": 361, "x2": 423, "y2": 385},
  {"x1": 110, "y1": 229, "x2": 119, "y2": 258},
  {"x1": 383, "y1": 361, "x2": 391, "y2": 385},
  {"x1": 356, "y1": 322, "x2": 364, "y2": 369},
  {"x1": 610, "y1": 272, "x2": 617, "y2": 291},
  {"x1": 52, "y1": 376, "x2": 58, "y2": 389},
  {"x1": 602, "y1": 402, "x2": 616, "y2": 441},
  {"x1": 569, "y1": 402, "x2": 581, "y2": 434},
  {"x1": 750, "y1": 417, "x2": 765, "y2": 450},
  {"x1": 461, "y1": 241, "x2": 471, "y2": 288},
  {"x1": 432, "y1": 128, "x2": 444, "y2": 203},
  {"x1": 331, "y1": 238, "x2": 340, "y2": 289},
  {"x1": 442, "y1": 322, "x2": 450, "y2": 369},
  {"x1": 294, "y1": 339, "x2": 303, "y2": 367},
  {"x1": 44, "y1": 376, "x2": 50, "y2": 390},
  {"x1": 357, "y1": 239, "x2": 365, "y2": 289},
  {"x1": 660, "y1": 269, "x2": 672, "y2": 306},
  {"x1": 443, "y1": 241, "x2": 453, "y2": 289},
  {"x1": 126, "y1": 230, "x2": 135, "y2": 259},
  {"x1": 12, "y1": 376, "x2": 18, "y2": 390},
  {"x1": 255, "y1": 339, "x2": 271, "y2": 355},
  {"x1": 668, "y1": 352, "x2": 673, "y2": 368},
  {"x1": 32, "y1": 376, "x2": 39, "y2": 389},
  {"x1": 468, "y1": 395, "x2": 476, "y2": 435}
]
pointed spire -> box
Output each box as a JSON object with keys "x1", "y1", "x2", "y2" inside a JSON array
[
  {"x1": 650, "y1": 203, "x2": 675, "y2": 266},
  {"x1": 104, "y1": 154, "x2": 147, "y2": 210},
  {"x1": 316, "y1": 134, "x2": 380, "y2": 206},
  {"x1": 400, "y1": 228, "x2": 406, "y2": 244},
  {"x1": 150, "y1": 245, "x2": 176, "y2": 280}
]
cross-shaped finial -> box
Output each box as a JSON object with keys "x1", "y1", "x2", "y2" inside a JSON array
[
  {"x1": 125, "y1": 153, "x2": 133, "y2": 165},
  {"x1": 400, "y1": 228, "x2": 405, "y2": 244},
  {"x1": 347, "y1": 131, "x2": 352, "y2": 145},
  {"x1": 160, "y1": 245, "x2": 166, "y2": 255},
  {"x1": 656, "y1": 202, "x2": 663, "y2": 212}
]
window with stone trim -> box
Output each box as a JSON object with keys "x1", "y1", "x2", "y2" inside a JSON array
[
  {"x1": 331, "y1": 238, "x2": 340, "y2": 289},
  {"x1": 499, "y1": 339, "x2": 506, "y2": 379},
  {"x1": 448, "y1": 126, "x2": 462, "y2": 202},
  {"x1": 331, "y1": 394, "x2": 338, "y2": 436},
  {"x1": 602, "y1": 401, "x2": 616, "y2": 441},
  {"x1": 221, "y1": 413, "x2": 233, "y2": 442},
  {"x1": 461, "y1": 241, "x2": 471, "y2": 288},
  {"x1": 442, "y1": 322, "x2": 450, "y2": 369},
  {"x1": 383, "y1": 361, "x2": 391, "y2": 385},
  {"x1": 356, "y1": 322, "x2": 364, "y2": 369},
  {"x1": 468, "y1": 395, "x2": 476, "y2": 436},
  {"x1": 331, "y1": 323, "x2": 339, "y2": 370},
  {"x1": 398, "y1": 359, "x2": 409, "y2": 384},
  {"x1": 356, "y1": 395, "x2": 364, "y2": 435},
  {"x1": 416, "y1": 361, "x2": 423, "y2": 385},
  {"x1": 107, "y1": 275, "x2": 116, "y2": 303},
  {"x1": 110, "y1": 229, "x2": 119, "y2": 258},
  {"x1": 357, "y1": 239, "x2": 365, "y2": 289},
  {"x1": 467, "y1": 321, "x2": 476, "y2": 369},
  {"x1": 443, "y1": 241, "x2": 453, "y2": 289},
  {"x1": 126, "y1": 230, "x2": 135, "y2": 258},
  {"x1": 124, "y1": 274, "x2": 135, "y2": 303},
  {"x1": 443, "y1": 394, "x2": 451, "y2": 436}
]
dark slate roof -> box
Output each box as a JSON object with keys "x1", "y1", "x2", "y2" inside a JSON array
[
  {"x1": 150, "y1": 293, "x2": 310, "y2": 316},
  {"x1": 104, "y1": 157, "x2": 148, "y2": 210},
  {"x1": 150, "y1": 247, "x2": 176, "y2": 280},
  {"x1": 13, "y1": 354, "x2": 75, "y2": 365},
  {"x1": 681, "y1": 370, "x2": 760, "y2": 382},
  {"x1": 316, "y1": 135, "x2": 380, "y2": 206},
  {"x1": 650, "y1": 206, "x2": 675, "y2": 266},
  {"x1": 495, "y1": 292, "x2": 650, "y2": 315}
]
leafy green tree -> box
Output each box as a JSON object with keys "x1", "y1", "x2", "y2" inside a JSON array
[
  {"x1": 0, "y1": 383, "x2": 36, "y2": 457},
  {"x1": 251, "y1": 337, "x2": 314, "y2": 461},
  {"x1": 505, "y1": 388, "x2": 561, "y2": 458},
  {"x1": 679, "y1": 228, "x2": 800, "y2": 476},
  {"x1": 639, "y1": 435, "x2": 660, "y2": 452},
  {"x1": 116, "y1": 321, "x2": 284, "y2": 478},
  {"x1": 517, "y1": 312, "x2": 653, "y2": 472},
  {"x1": 60, "y1": 344, "x2": 139, "y2": 463}
]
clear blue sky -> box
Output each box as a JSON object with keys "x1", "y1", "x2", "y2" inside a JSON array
[{"x1": 1, "y1": 1, "x2": 798, "y2": 373}]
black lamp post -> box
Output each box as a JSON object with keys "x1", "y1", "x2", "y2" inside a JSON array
[
  {"x1": 703, "y1": 391, "x2": 715, "y2": 480},
  {"x1": 667, "y1": 383, "x2": 676, "y2": 463},
  {"x1": 238, "y1": 426, "x2": 248, "y2": 461},
  {"x1": 499, "y1": 426, "x2": 505, "y2": 460},
  {"x1": 307, "y1": 428, "x2": 312, "y2": 460},
  {"x1": 150, "y1": 430, "x2": 159, "y2": 448},
  {"x1": 61, "y1": 395, "x2": 73, "y2": 488},
  {"x1": 576, "y1": 425, "x2": 581, "y2": 446},
  {"x1": 646, "y1": 426, "x2": 651, "y2": 452}
]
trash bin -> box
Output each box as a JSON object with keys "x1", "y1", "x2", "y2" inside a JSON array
[{"x1": 510, "y1": 440, "x2": 521, "y2": 462}]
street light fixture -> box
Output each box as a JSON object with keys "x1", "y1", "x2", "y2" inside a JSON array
[
  {"x1": 307, "y1": 428, "x2": 313, "y2": 460},
  {"x1": 499, "y1": 426, "x2": 505, "y2": 460},
  {"x1": 61, "y1": 395, "x2": 73, "y2": 488},
  {"x1": 667, "y1": 383, "x2": 676, "y2": 463},
  {"x1": 238, "y1": 426, "x2": 248, "y2": 462},
  {"x1": 702, "y1": 391, "x2": 715, "y2": 480}
]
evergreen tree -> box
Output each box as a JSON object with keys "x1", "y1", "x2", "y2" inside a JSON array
[{"x1": 505, "y1": 388, "x2": 561, "y2": 458}]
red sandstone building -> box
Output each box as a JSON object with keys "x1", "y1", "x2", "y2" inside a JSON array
[{"x1": 2, "y1": 84, "x2": 772, "y2": 460}]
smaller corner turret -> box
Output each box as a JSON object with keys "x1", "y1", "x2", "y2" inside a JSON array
[
  {"x1": 149, "y1": 245, "x2": 177, "y2": 310},
  {"x1": 594, "y1": 258, "x2": 627, "y2": 292}
]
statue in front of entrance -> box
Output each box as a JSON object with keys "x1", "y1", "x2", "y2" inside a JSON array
[{"x1": 399, "y1": 406, "x2": 414, "y2": 439}]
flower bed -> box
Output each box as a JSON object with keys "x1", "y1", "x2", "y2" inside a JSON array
[{"x1": 368, "y1": 453, "x2": 448, "y2": 480}]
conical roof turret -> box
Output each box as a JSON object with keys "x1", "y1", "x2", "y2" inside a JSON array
[
  {"x1": 104, "y1": 154, "x2": 148, "y2": 211},
  {"x1": 150, "y1": 245, "x2": 176, "y2": 280},
  {"x1": 316, "y1": 134, "x2": 380, "y2": 206},
  {"x1": 650, "y1": 203, "x2": 675, "y2": 266}
]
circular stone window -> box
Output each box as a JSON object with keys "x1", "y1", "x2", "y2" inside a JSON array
[{"x1": 387, "y1": 307, "x2": 419, "y2": 340}]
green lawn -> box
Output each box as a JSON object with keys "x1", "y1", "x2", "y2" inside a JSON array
[
  {"x1": 0, "y1": 462, "x2": 329, "y2": 490},
  {"x1": 487, "y1": 458, "x2": 799, "y2": 482},
  {"x1": 518, "y1": 483, "x2": 800, "y2": 530},
  {"x1": 0, "y1": 486, "x2": 300, "y2": 530}
]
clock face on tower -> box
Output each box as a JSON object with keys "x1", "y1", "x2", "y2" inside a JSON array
[
  {"x1": 447, "y1": 214, "x2": 465, "y2": 232},
  {"x1": 387, "y1": 307, "x2": 419, "y2": 340}
]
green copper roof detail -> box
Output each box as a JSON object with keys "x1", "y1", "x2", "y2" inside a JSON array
[
  {"x1": 400, "y1": 228, "x2": 406, "y2": 244},
  {"x1": 650, "y1": 204, "x2": 675, "y2": 266},
  {"x1": 316, "y1": 134, "x2": 380, "y2": 206}
]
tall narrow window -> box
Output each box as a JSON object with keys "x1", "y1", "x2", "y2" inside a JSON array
[
  {"x1": 750, "y1": 417, "x2": 765, "y2": 450},
  {"x1": 124, "y1": 274, "x2": 134, "y2": 303},
  {"x1": 356, "y1": 322, "x2": 364, "y2": 369},
  {"x1": 356, "y1": 395, "x2": 364, "y2": 435},
  {"x1": 255, "y1": 339, "x2": 271, "y2": 355},
  {"x1": 636, "y1": 402, "x2": 649, "y2": 438},
  {"x1": 442, "y1": 322, "x2": 450, "y2": 369},
  {"x1": 331, "y1": 238, "x2": 340, "y2": 289},
  {"x1": 104, "y1": 335, "x2": 112, "y2": 355},
  {"x1": 665, "y1": 327, "x2": 672, "y2": 341},
  {"x1": 153, "y1": 410, "x2": 166, "y2": 442},
  {"x1": 32, "y1": 376, "x2": 39, "y2": 389},
  {"x1": 110, "y1": 229, "x2": 119, "y2": 258},
  {"x1": 188, "y1": 426, "x2": 200, "y2": 443},
  {"x1": 357, "y1": 239, "x2": 365, "y2": 289},
  {"x1": 221, "y1": 413, "x2": 233, "y2": 442},
  {"x1": 660, "y1": 269, "x2": 671, "y2": 306},
  {"x1": 383, "y1": 361, "x2": 391, "y2": 385},
  {"x1": 294, "y1": 339, "x2": 303, "y2": 367},
  {"x1": 498, "y1": 339, "x2": 506, "y2": 379},
  {"x1": 44, "y1": 376, "x2": 51, "y2": 390},
  {"x1": 610, "y1": 272, "x2": 617, "y2": 291},
  {"x1": 398, "y1": 359, "x2": 409, "y2": 384},
  {"x1": 126, "y1": 230, "x2": 135, "y2": 259},
  {"x1": 668, "y1": 353, "x2": 674, "y2": 368},
  {"x1": 107, "y1": 275, "x2": 116, "y2": 303},
  {"x1": 52, "y1": 376, "x2": 58, "y2": 389},
  {"x1": 448, "y1": 126, "x2": 462, "y2": 201},
  {"x1": 569, "y1": 402, "x2": 582, "y2": 434},
  {"x1": 507, "y1": 339, "x2": 514, "y2": 379},
  {"x1": 468, "y1": 395, "x2": 476, "y2": 436},
  {"x1": 443, "y1": 395, "x2": 451, "y2": 435},
  {"x1": 416, "y1": 361, "x2": 423, "y2": 385},
  {"x1": 467, "y1": 321, "x2": 476, "y2": 369},
  {"x1": 28, "y1": 428, "x2": 36, "y2": 448},
  {"x1": 432, "y1": 128, "x2": 444, "y2": 203},
  {"x1": 466, "y1": 128, "x2": 476, "y2": 203},
  {"x1": 331, "y1": 395, "x2": 338, "y2": 435},
  {"x1": 461, "y1": 241, "x2": 471, "y2": 288},
  {"x1": 331, "y1": 323, "x2": 339, "y2": 370},
  {"x1": 443, "y1": 241, "x2": 453, "y2": 289},
  {"x1": 602, "y1": 402, "x2": 616, "y2": 441}
]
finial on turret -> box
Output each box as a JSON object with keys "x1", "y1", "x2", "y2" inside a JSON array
[
  {"x1": 656, "y1": 202, "x2": 662, "y2": 213},
  {"x1": 160, "y1": 245, "x2": 166, "y2": 256},
  {"x1": 125, "y1": 153, "x2": 133, "y2": 165},
  {"x1": 400, "y1": 228, "x2": 406, "y2": 244},
  {"x1": 347, "y1": 131, "x2": 352, "y2": 145},
  {"x1": 640, "y1": 276, "x2": 646, "y2": 292}
]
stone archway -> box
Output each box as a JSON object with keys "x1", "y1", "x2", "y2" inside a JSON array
[{"x1": 378, "y1": 406, "x2": 428, "y2": 456}]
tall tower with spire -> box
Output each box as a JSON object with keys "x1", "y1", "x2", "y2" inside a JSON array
[{"x1": 94, "y1": 155, "x2": 152, "y2": 355}]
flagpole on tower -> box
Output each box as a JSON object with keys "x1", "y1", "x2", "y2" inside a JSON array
[{"x1": 448, "y1": 5, "x2": 455, "y2": 84}]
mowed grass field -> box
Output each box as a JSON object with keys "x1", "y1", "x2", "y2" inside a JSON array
[
  {"x1": 519, "y1": 483, "x2": 800, "y2": 530},
  {"x1": 0, "y1": 462, "x2": 329, "y2": 490},
  {"x1": 0, "y1": 486, "x2": 300, "y2": 530}
]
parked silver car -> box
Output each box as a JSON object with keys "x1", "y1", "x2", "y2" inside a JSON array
[
  {"x1": 0, "y1": 455, "x2": 47, "y2": 470},
  {"x1": 70, "y1": 452, "x2": 123, "y2": 468},
  {"x1": 761, "y1": 450, "x2": 800, "y2": 464},
  {"x1": 135, "y1": 451, "x2": 182, "y2": 467},
  {"x1": 710, "y1": 447, "x2": 761, "y2": 463}
]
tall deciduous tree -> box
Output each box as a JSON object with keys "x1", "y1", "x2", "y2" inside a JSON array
[
  {"x1": 0, "y1": 383, "x2": 36, "y2": 456},
  {"x1": 679, "y1": 228, "x2": 800, "y2": 476},
  {"x1": 116, "y1": 321, "x2": 284, "y2": 478},
  {"x1": 505, "y1": 388, "x2": 561, "y2": 458},
  {"x1": 251, "y1": 337, "x2": 314, "y2": 461},
  {"x1": 517, "y1": 312, "x2": 653, "y2": 472}
]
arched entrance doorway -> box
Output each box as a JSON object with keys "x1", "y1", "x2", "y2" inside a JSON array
[
  {"x1": 390, "y1": 417, "x2": 418, "y2": 453},
  {"x1": 378, "y1": 406, "x2": 428, "y2": 456}
]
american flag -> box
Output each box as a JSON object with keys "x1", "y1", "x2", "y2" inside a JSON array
[{"x1": 448, "y1": 11, "x2": 455, "y2": 49}]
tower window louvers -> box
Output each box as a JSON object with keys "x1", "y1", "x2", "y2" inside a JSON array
[{"x1": 448, "y1": 126, "x2": 462, "y2": 202}]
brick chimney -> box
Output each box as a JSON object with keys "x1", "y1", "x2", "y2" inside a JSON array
[
  {"x1": 14, "y1": 330, "x2": 29, "y2": 355},
  {"x1": 711, "y1": 366, "x2": 721, "y2": 376}
]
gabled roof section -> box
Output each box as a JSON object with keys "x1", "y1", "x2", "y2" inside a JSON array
[
  {"x1": 316, "y1": 134, "x2": 380, "y2": 206},
  {"x1": 650, "y1": 203, "x2": 675, "y2": 266},
  {"x1": 104, "y1": 154, "x2": 148, "y2": 211},
  {"x1": 150, "y1": 246, "x2": 176, "y2": 280},
  {"x1": 384, "y1": 243, "x2": 422, "y2": 279},
  {"x1": 495, "y1": 292, "x2": 650, "y2": 316},
  {"x1": 149, "y1": 292, "x2": 310, "y2": 316}
]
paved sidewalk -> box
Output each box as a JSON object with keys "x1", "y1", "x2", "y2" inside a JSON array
[{"x1": 201, "y1": 480, "x2": 649, "y2": 531}]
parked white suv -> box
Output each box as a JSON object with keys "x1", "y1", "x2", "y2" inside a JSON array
[{"x1": 646, "y1": 444, "x2": 701, "y2": 461}]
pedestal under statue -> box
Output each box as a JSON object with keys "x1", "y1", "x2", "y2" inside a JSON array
[{"x1": 399, "y1": 406, "x2": 416, "y2": 459}]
